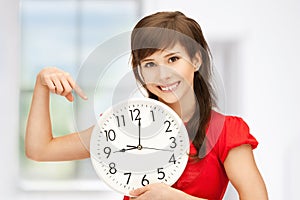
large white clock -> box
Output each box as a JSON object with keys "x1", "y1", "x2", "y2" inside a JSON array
[{"x1": 90, "y1": 98, "x2": 190, "y2": 196}]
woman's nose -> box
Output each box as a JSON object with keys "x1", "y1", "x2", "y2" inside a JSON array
[{"x1": 158, "y1": 65, "x2": 172, "y2": 80}]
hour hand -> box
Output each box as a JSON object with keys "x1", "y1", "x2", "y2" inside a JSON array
[{"x1": 113, "y1": 146, "x2": 138, "y2": 153}]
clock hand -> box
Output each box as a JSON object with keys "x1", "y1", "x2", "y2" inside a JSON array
[
  {"x1": 138, "y1": 118, "x2": 141, "y2": 147},
  {"x1": 126, "y1": 145, "x2": 173, "y2": 152},
  {"x1": 142, "y1": 146, "x2": 174, "y2": 152},
  {"x1": 113, "y1": 146, "x2": 138, "y2": 153},
  {"x1": 126, "y1": 144, "x2": 142, "y2": 150},
  {"x1": 127, "y1": 145, "x2": 137, "y2": 148}
]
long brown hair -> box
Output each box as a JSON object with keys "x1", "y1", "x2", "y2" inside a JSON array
[{"x1": 131, "y1": 11, "x2": 216, "y2": 158}]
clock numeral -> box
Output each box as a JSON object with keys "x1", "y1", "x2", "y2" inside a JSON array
[
  {"x1": 109, "y1": 162, "x2": 117, "y2": 174},
  {"x1": 169, "y1": 153, "x2": 176, "y2": 164},
  {"x1": 124, "y1": 172, "x2": 132, "y2": 184},
  {"x1": 164, "y1": 120, "x2": 172, "y2": 133},
  {"x1": 157, "y1": 168, "x2": 165, "y2": 180},
  {"x1": 169, "y1": 137, "x2": 177, "y2": 148},
  {"x1": 150, "y1": 110, "x2": 155, "y2": 122},
  {"x1": 115, "y1": 115, "x2": 125, "y2": 127},
  {"x1": 141, "y1": 174, "x2": 150, "y2": 186},
  {"x1": 104, "y1": 129, "x2": 116, "y2": 141},
  {"x1": 129, "y1": 108, "x2": 141, "y2": 121},
  {"x1": 103, "y1": 147, "x2": 111, "y2": 158}
]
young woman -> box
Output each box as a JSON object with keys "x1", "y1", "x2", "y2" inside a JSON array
[{"x1": 26, "y1": 11, "x2": 268, "y2": 200}]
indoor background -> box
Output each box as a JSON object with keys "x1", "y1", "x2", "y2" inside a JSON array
[{"x1": 1, "y1": 0, "x2": 300, "y2": 199}]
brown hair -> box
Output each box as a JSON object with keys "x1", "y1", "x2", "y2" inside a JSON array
[{"x1": 131, "y1": 11, "x2": 216, "y2": 158}]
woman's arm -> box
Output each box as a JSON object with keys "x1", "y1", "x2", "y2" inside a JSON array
[
  {"x1": 224, "y1": 144, "x2": 268, "y2": 199},
  {"x1": 25, "y1": 67, "x2": 92, "y2": 161}
]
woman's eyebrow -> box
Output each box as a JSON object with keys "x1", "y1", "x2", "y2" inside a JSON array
[
  {"x1": 141, "y1": 58, "x2": 155, "y2": 63},
  {"x1": 163, "y1": 52, "x2": 180, "y2": 58},
  {"x1": 141, "y1": 52, "x2": 180, "y2": 63}
]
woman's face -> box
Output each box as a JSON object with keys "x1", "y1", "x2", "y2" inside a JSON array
[{"x1": 139, "y1": 43, "x2": 200, "y2": 104}]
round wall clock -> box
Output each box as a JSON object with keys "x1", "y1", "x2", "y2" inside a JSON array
[{"x1": 90, "y1": 98, "x2": 190, "y2": 196}]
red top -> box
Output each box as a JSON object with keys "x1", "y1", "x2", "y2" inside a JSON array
[{"x1": 123, "y1": 112, "x2": 258, "y2": 200}]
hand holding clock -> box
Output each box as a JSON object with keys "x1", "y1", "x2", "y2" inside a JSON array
[
  {"x1": 129, "y1": 183, "x2": 178, "y2": 200},
  {"x1": 129, "y1": 183, "x2": 206, "y2": 200}
]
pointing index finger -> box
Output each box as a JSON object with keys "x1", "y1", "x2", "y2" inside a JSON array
[
  {"x1": 66, "y1": 75, "x2": 88, "y2": 100},
  {"x1": 74, "y1": 84, "x2": 88, "y2": 100}
]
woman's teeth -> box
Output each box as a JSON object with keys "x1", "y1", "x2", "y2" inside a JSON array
[{"x1": 160, "y1": 82, "x2": 179, "y2": 91}]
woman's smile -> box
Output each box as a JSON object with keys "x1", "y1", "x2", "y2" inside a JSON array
[{"x1": 158, "y1": 81, "x2": 180, "y2": 92}]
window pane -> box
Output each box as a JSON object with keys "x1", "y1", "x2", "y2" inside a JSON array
[
  {"x1": 80, "y1": 0, "x2": 139, "y2": 60},
  {"x1": 21, "y1": 0, "x2": 78, "y2": 89}
]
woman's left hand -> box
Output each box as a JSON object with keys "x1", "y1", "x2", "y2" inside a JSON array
[{"x1": 129, "y1": 183, "x2": 182, "y2": 200}]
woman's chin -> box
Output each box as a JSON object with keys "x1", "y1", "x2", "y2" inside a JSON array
[{"x1": 158, "y1": 94, "x2": 180, "y2": 105}]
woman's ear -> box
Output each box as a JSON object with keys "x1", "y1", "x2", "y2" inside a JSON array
[{"x1": 192, "y1": 52, "x2": 202, "y2": 72}]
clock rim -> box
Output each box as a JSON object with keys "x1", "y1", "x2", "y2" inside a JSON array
[{"x1": 90, "y1": 97, "x2": 190, "y2": 195}]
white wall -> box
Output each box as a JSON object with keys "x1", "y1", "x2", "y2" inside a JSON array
[
  {"x1": 1, "y1": 0, "x2": 300, "y2": 199},
  {"x1": 0, "y1": 0, "x2": 20, "y2": 199}
]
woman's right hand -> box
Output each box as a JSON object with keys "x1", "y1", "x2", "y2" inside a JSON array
[
  {"x1": 26, "y1": 67, "x2": 91, "y2": 161},
  {"x1": 37, "y1": 67, "x2": 88, "y2": 102}
]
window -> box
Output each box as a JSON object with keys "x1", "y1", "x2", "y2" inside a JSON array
[{"x1": 19, "y1": 0, "x2": 141, "y2": 190}]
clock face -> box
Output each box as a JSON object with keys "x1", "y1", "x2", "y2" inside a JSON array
[{"x1": 90, "y1": 98, "x2": 190, "y2": 196}]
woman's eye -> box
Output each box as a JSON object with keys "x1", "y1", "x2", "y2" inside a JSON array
[
  {"x1": 143, "y1": 62, "x2": 156, "y2": 68},
  {"x1": 168, "y1": 56, "x2": 179, "y2": 63}
]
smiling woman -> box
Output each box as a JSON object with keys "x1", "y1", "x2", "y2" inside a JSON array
[{"x1": 25, "y1": 10, "x2": 268, "y2": 200}]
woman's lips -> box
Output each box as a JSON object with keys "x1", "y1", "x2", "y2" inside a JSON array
[{"x1": 158, "y1": 81, "x2": 180, "y2": 92}]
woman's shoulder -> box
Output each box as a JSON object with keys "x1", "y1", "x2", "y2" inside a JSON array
[
  {"x1": 209, "y1": 110, "x2": 255, "y2": 142},
  {"x1": 209, "y1": 110, "x2": 258, "y2": 163},
  {"x1": 209, "y1": 110, "x2": 250, "y2": 130}
]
